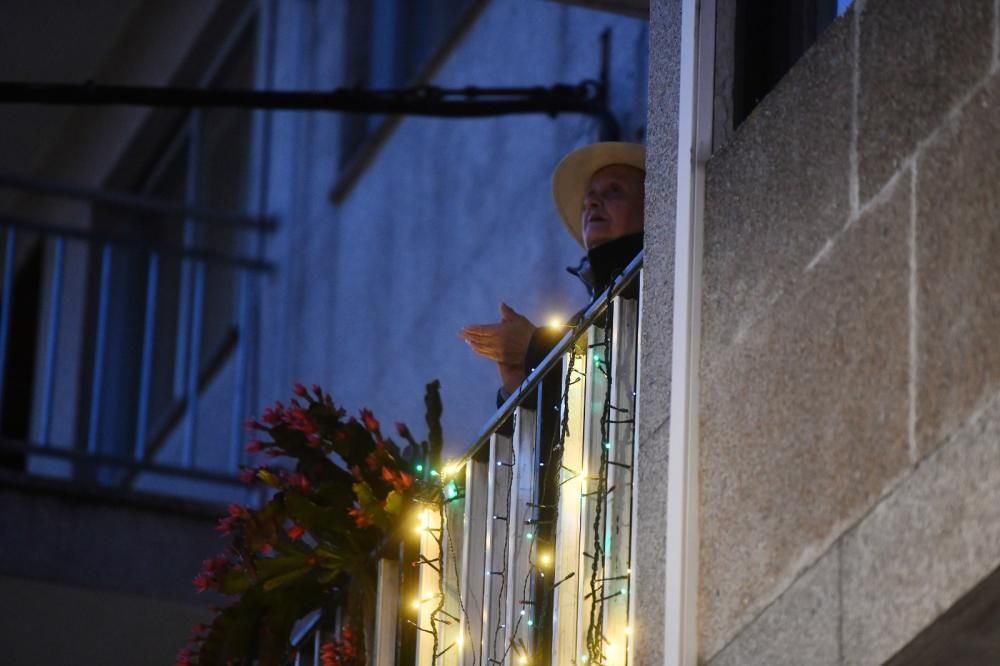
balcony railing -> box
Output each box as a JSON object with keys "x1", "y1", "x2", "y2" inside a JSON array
[
  {"x1": 290, "y1": 253, "x2": 643, "y2": 666},
  {"x1": 0, "y1": 170, "x2": 274, "y2": 499}
]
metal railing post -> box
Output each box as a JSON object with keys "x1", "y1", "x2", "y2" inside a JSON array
[
  {"x1": 182, "y1": 259, "x2": 205, "y2": 467},
  {"x1": 39, "y1": 237, "x2": 65, "y2": 444},
  {"x1": 0, "y1": 227, "x2": 16, "y2": 410},
  {"x1": 229, "y1": 268, "x2": 251, "y2": 469},
  {"x1": 86, "y1": 244, "x2": 113, "y2": 455},
  {"x1": 134, "y1": 252, "x2": 159, "y2": 460}
]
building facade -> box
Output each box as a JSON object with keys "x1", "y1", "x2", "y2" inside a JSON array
[{"x1": 1, "y1": 0, "x2": 998, "y2": 663}]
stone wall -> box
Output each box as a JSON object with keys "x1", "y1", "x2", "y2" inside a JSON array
[{"x1": 697, "y1": 0, "x2": 1000, "y2": 662}]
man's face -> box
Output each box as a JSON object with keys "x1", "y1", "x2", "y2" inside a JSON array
[{"x1": 581, "y1": 164, "x2": 645, "y2": 250}]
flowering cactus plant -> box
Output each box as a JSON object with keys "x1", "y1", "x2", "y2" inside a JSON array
[{"x1": 179, "y1": 381, "x2": 444, "y2": 665}]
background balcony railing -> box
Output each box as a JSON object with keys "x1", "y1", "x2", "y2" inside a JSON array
[
  {"x1": 329, "y1": 253, "x2": 644, "y2": 666},
  {"x1": 0, "y1": 169, "x2": 274, "y2": 501}
]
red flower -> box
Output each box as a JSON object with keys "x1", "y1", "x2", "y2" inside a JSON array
[
  {"x1": 260, "y1": 543, "x2": 274, "y2": 555},
  {"x1": 245, "y1": 440, "x2": 264, "y2": 454},
  {"x1": 193, "y1": 574, "x2": 212, "y2": 592},
  {"x1": 201, "y1": 555, "x2": 227, "y2": 574},
  {"x1": 238, "y1": 467, "x2": 256, "y2": 485},
  {"x1": 360, "y1": 408, "x2": 380, "y2": 432},
  {"x1": 350, "y1": 465, "x2": 362, "y2": 480},
  {"x1": 347, "y1": 506, "x2": 371, "y2": 528},
  {"x1": 286, "y1": 524, "x2": 305, "y2": 541},
  {"x1": 262, "y1": 407, "x2": 281, "y2": 425},
  {"x1": 228, "y1": 503, "x2": 248, "y2": 518},
  {"x1": 244, "y1": 418, "x2": 262, "y2": 431},
  {"x1": 395, "y1": 422, "x2": 411, "y2": 438},
  {"x1": 395, "y1": 471, "x2": 414, "y2": 491},
  {"x1": 380, "y1": 466, "x2": 395, "y2": 483},
  {"x1": 285, "y1": 472, "x2": 310, "y2": 491},
  {"x1": 365, "y1": 452, "x2": 379, "y2": 471},
  {"x1": 293, "y1": 383, "x2": 308, "y2": 397},
  {"x1": 215, "y1": 515, "x2": 238, "y2": 535},
  {"x1": 320, "y1": 641, "x2": 338, "y2": 666}
]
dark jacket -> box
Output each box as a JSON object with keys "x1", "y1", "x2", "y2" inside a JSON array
[{"x1": 500, "y1": 232, "x2": 643, "y2": 407}]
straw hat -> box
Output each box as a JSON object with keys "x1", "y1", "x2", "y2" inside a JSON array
[{"x1": 550, "y1": 141, "x2": 646, "y2": 247}]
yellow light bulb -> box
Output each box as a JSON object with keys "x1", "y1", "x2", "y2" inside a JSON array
[
  {"x1": 539, "y1": 553, "x2": 552, "y2": 567},
  {"x1": 547, "y1": 316, "x2": 563, "y2": 328}
]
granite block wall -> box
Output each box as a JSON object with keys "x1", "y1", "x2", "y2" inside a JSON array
[{"x1": 694, "y1": 0, "x2": 1000, "y2": 661}]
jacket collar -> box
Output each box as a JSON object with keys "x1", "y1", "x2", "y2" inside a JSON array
[{"x1": 566, "y1": 232, "x2": 644, "y2": 298}]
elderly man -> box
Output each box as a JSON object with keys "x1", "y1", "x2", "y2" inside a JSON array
[{"x1": 460, "y1": 142, "x2": 645, "y2": 397}]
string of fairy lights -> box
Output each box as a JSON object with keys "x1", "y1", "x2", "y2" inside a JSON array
[{"x1": 405, "y1": 300, "x2": 638, "y2": 665}]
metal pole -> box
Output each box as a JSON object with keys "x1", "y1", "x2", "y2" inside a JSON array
[
  {"x1": 174, "y1": 112, "x2": 200, "y2": 400},
  {"x1": 228, "y1": 269, "x2": 250, "y2": 470},
  {"x1": 182, "y1": 259, "x2": 205, "y2": 468},
  {"x1": 39, "y1": 237, "x2": 65, "y2": 444},
  {"x1": 134, "y1": 252, "x2": 159, "y2": 461},
  {"x1": 87, "y1": 244, "x2": 113, "y2": 455},
  {"x1": 0, "y1": 81, "x2": 608, "y2": 118},
  {"x1": 0, "y1": 228, "x2": 16, "y2": 409},
  {"x1": 180, "y1": 109, "x2": 203, "y2": 467}
]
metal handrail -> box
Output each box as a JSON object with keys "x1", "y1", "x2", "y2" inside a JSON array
[
  {"x1": 0, "y1": 213, "x2": 274, "y2": 271},
  {"x1": 0, "y1": 171, "x2": 276, "y2": 231},
  {"x1": 463, "y1": 249, "x2": 644, "y2": 464},
  {"x1": 363, "y1": 251, "x2": 644, "y2": 561}
]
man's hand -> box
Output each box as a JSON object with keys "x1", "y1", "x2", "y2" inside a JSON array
[
  {"x1": 459, "y1": 302, "x2": 537, "y2": 367},
  {"x1": 497, "y1": 362, "x2": 527, "y2": 396}
]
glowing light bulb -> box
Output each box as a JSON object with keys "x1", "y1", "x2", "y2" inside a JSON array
[
  {"x1": 414, "y1": 509, "x2": 430, "y2": 535},
  {"x1": 415, "y1": 463, "x2": 424, "y2": 472},
  {"x1": 519, "y1": 655, "x2": 529, "y2": 665},
  {"x1": 539, "y1": 553, "x2": 552, "y2": 567},
  {"x1": 547, "y1": 316, "x2": 563, "y2": 329},
  {"x1": 411, "y1": 599, "x2": 421, "y2": 610},
  {"x1": 625, "y1": 626, "x2": 632, "y2": 635},
  {"x1": 525, "y1": 532, "x2": 533, "y2": 540}
]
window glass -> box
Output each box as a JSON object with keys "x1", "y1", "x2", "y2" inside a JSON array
[{"x1": 732, "y1": 0, "x2": 842, "y2": 128}]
